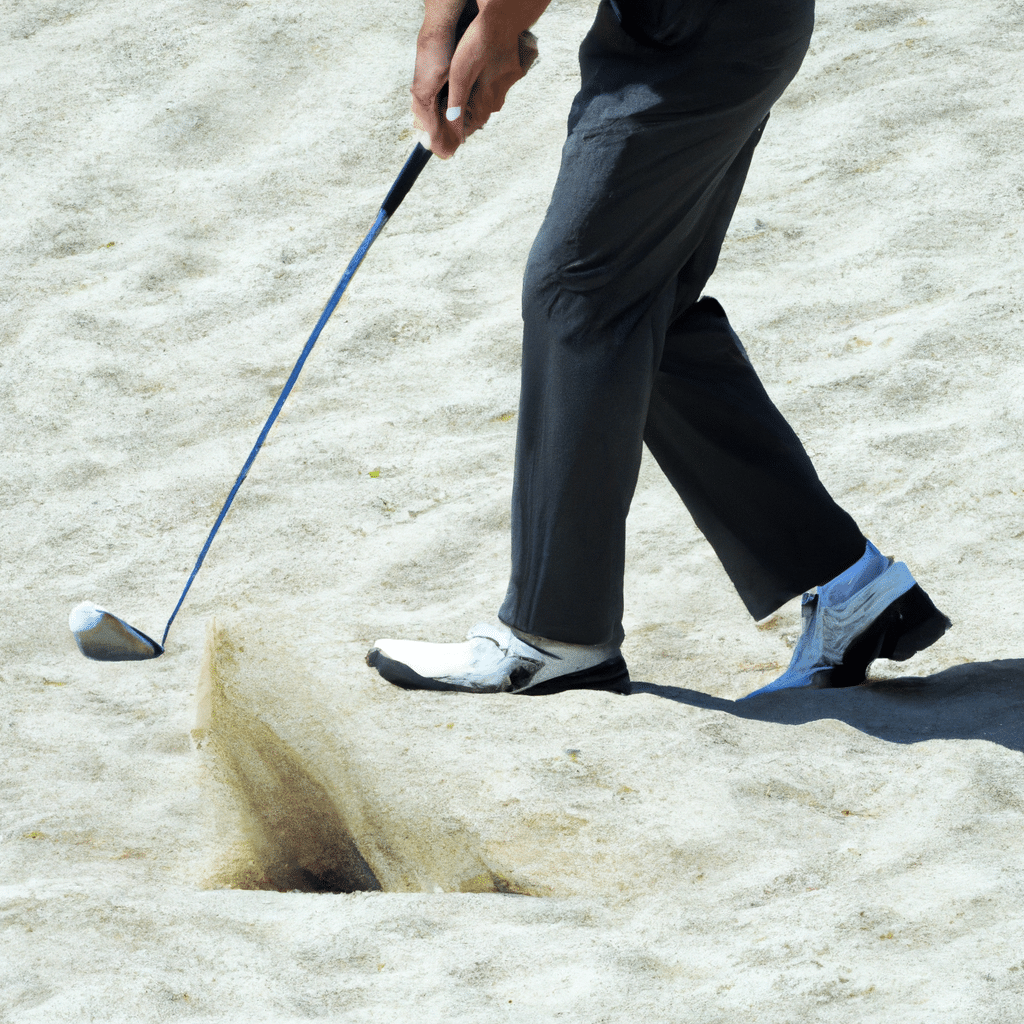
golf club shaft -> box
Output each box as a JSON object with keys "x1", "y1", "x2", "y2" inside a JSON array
[{"x1": 161, "y1": 143, "x2": 433, "y2": 646}]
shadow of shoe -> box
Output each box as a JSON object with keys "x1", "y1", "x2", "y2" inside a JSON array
[{"x1": 628, "y1": 659, "x2": 1024, "y2": 754}]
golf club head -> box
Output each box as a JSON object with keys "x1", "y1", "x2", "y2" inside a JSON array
[{"x1": 69, "y1": 602, "x2": 164, "y2": 661}]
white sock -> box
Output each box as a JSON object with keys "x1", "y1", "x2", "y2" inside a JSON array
[{"x1": 508, "y1": 625, "x2": 618, "y2": 663}]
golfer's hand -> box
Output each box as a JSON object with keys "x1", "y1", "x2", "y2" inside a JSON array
[{"x1": 411, "y1": 2, "x2": 541, "y2": 160}]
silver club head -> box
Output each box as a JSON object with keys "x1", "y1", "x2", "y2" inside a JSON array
[{"x1": 69, "y1": 602, "x2": 164, "y2": 661}]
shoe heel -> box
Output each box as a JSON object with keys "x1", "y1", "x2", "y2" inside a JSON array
[
  {"x1": 830, "y1": 584, "x2": 951, "y2": 688},
  {"x1": 884, "y1": 586, "x2": 952, "y2": 661},
  {"x1": 516, "y1": 655, "x2": 631, "y2": 696}
]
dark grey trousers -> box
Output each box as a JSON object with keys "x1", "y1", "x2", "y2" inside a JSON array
[{"x1": 499, "y1": 0, "x2": 866, "y2": 645}]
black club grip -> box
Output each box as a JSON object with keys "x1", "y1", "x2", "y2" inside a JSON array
[{"x1": 380, "y1": 0, "x2": 480, "y2": 218}]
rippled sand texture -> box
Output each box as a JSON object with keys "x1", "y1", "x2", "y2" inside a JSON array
[{"x1": 2, "y1": 1, "x2": 1023, "y2": 1020}]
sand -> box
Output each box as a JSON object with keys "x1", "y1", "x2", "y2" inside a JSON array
[{"x1": 2, "y1": 0, "x2": 1023, "y2": 1019}]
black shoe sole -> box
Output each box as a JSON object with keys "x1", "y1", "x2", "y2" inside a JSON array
[
  {"x1": 827, "y1": 583, "x2": 952, "y2": 689},
  {"x1": 366, "y1": 648, "x2": 630, "y2": 696},
  {"x1": 514, "y1": 655, "x2": 630, "y2": 696}
]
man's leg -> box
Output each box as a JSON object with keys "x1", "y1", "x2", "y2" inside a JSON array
[
  {"x1": 499, "y1": 0, "x2": 818, "y2": 646},
  {"x1": 643, "y1": 297, "x2": 867, "y2": 621},
  {"x1": 644, "y1": 293, "x2": 951, "y2": 694},
  {"x1": 371, "y1": 0, "x2": 819, "y2": 690},
  {"x1": 641, "y1": 97, "x2": 950, "y2": 694}
]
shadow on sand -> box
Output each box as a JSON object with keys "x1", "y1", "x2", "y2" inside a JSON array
[{"x1": 630, "y1": 659, "x2": 1024, "y2": 754}]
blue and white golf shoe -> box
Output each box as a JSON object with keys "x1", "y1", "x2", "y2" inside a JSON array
[{"x1": 743, "y1": 547, "x2": 951, "y2": 699}]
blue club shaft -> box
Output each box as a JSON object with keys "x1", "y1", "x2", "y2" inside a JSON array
[{"x1": 161, "y1": 143, "x2": 433, "y2": 647}]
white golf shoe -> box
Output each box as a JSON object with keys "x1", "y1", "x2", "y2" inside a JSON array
[
  {"x1": 743, "y1": 557, "x2": 951, "y2": 699},
  {"x1": 366, "y1": 622, "x2": 630, "y2": 695}
]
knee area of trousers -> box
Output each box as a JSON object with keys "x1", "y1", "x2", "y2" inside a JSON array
[
  {"x1": 522, "y1": 246, "x2": 628, "y2": 324},
  {"x1": 522, "y1": 243, "x2": 562, "y2": 305}
]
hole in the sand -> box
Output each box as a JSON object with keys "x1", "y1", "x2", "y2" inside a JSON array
[
  {"x1": 246, "y1": 860, "x2": 376, "y2": 895},
  {"x1": 208, "y1": 702, "x2": 541, "y2": 896},
  {"x1": 207, "y1": 705, "x2": 382, "y2": 894},
  {"x1": 200, "y1": 626, "x2": 544, "y2": 897}
]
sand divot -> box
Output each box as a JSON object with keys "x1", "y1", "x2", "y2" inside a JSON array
[
  {"x1": 195, "y1": 623, "x2": 381, "y2": 893},
  {"x1": 196, "y1": 617, "x2": 542, "y2": 895}
]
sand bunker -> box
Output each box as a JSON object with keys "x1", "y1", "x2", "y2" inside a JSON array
[{"x1": 3, "y1": 0, "x2": 1024, "y2": 1018}]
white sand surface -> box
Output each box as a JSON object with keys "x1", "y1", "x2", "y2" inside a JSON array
[{"x1": 2, "y1": 0, "x2": 1024, "y2": 1019}]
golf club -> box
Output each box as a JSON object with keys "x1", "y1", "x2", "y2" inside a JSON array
[
  {"x1": 70, "y1": 141, "x2": 435, "y2": 661},
  {"x1": 70, "y1": 1, "x2": 482, "y2": 662}
]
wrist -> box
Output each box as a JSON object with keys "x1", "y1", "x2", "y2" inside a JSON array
[
  {"x1": 475, "y1": 0, "x2": 550, "y2": 35},
  {"x1": 420, "y1": 0, "x2": 469, "y2": 34}
]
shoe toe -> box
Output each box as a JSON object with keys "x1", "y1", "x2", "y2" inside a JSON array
[
  {"x1": 367, "y1": 635, "x2": 520, "y2": 692},
  {"x1": 741, "y1": 665, "x2": 831, "y2": 700}
]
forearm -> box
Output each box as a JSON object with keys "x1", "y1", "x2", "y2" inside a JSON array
[
  {"x1": 421, "y1": 0, "x2": 550, "y2": 35},
  {"x1": 421, "y1": 0, "x2": 469, "y2": 35},
  {"x1": 476, "y1": 0, "x2": 552, "y2": 34}
]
